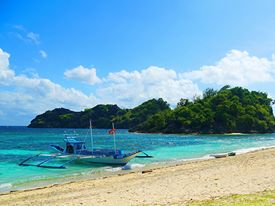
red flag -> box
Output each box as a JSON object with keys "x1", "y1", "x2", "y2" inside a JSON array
[{"x1": 108, "y1": 128, "x2": 116, "y2": 134}]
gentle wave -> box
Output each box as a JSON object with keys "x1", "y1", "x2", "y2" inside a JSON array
[
  {"x1": 233, "y1": 145, "x2": 275, "y2": 155},
  {"x1": 104, "y1": 167, "x2": 122, "y2": 172},
  {"x1": 0, "y1": 183, "x2": 12, "y2": 192},
  {"x1": 104, "y1": 163, "x2": 145, "y2": 172},
  {"x1": 122, "y1": 163, "x2": 145, "y2": 170},
  {"x1": 148, "y1": 144, "x2": 275, "y2": 166}
]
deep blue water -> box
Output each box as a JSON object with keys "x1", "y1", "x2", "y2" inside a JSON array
[{"x1": 1, "y1": 126, "x2": 275, "y2": 192}]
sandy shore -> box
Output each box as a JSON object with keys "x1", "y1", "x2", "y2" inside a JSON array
[{"x1": 1, "y1": 148, "x2": 275, "y2": 206}]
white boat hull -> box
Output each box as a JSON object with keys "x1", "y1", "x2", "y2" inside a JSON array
[
  {"x1": 79, "y1": 152, "x2": 141, "y2": 165},
  {"x1": 210, "y1": 153, "x2": 228, "y2": 158}
]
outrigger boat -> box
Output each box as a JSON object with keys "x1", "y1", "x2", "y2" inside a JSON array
[{"x1": 19, "y1": 122, "x2": 152, "y2": 169}]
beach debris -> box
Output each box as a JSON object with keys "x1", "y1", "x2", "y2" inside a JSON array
[
  {"x1": 228, "y1": 152, "x2": 236, "y2": 156},
  {"x1": 135, "y1": 151, "x2": 153, "y2": 158},
  {"x1": 142, "y1": 170, "x2": 153, "y2": 174}
]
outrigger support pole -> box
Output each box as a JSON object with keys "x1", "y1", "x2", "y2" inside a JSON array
[
  {"x1": 112, "y1": 122, "x2": 117, "y2": 154},
  {"x1": 135, "y1": 151, "x2": 153, "y2": 158},
  {"x1": 19, "y1": 154, "x2": 41, "y2": 166},
  {"x1": 18, "y1": 153, "x2": 78, "y2": 169},
  {"x1": 90, "y1": 119, "x2": 94, "y2": 154}
]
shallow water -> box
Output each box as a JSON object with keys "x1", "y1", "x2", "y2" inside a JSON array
[{"x1": 1, "y1": 126, "x2": 275, "y2": 192}]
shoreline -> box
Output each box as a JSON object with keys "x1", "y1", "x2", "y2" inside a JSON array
[
  {"x1": 1, "y1": 144, "x2": 275, "y2": 195},
  {"x1": 1, "y1": 146, "x2": 275, "y2": 205}
]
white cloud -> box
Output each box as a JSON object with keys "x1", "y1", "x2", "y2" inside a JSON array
[
  {"x1": 12, "y1": 26, "x2": 41, "y2": 46},
  {"x1": 64, "y1": 65, "x2": 101, "y2": 85},
  {"x1": 13, "y1": 24, "x2": 26, "y2": 31},
  {"x1": 268, "y1": 93, "x2": 275, "y2": 115},
  {"x1": 97, "y1": 66, "x2": 201, "y2": 107},
  {"x1": 0, "y1": 48, "x2": 98, "y2": 124},
  {"x1": 39, "y1": 50, "x2": 47, "y2": 58},
  {"x1": 10, "y1": 32, "x2": 27, "y2": 43},
  {"x1": 0, "y1": 48, "x2": 10, "y2": 71},
  {"x1": 27, "y1": 32, "x2": 40, "y2": 45},
  {"x1": 0, "y1": 48, "x2": 15, "y2": 85},
  {"x1": 182, "y1": 50, "x2": 275, "y2": 86}
]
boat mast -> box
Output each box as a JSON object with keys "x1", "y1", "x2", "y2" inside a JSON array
[
  {"x1": 112, "y1": 122, "x2": 117, "y2": 154},
  {"x1": 90, "y1": 119, "x2": 94, "y2": 154}
]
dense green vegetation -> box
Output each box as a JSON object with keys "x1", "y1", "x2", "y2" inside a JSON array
[
  {"x1": 28, "y1": 98, "x2": 170, "y2": 129},
  {"x1": 29, "y1": 86, "x2": 275, "y2": 134},
  {"x1": 135, "y1": 86, "x2": 275, "y2": 133}
]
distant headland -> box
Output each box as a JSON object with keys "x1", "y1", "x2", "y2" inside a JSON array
[{"x1": 28, "y1": 86, "x2": 275, "y2": 134}]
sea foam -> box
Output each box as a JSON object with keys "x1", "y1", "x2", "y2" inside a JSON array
[
  {"x1": 104, "y1": 167, "x2": 122, "y2": 172},
  {"x1": 0, "y1": 183, "x2": 12, "y2": 192},
  {"x1": 122, "y1": 163, "x2": 145, "y2": 170},
  {"x1": 234, "y1": 145, "x2": 275, "y2": 155}
]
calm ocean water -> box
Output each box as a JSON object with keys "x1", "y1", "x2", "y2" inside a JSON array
[{"x1": 1, "y1": 126, "x2": 275, "y2": 192}]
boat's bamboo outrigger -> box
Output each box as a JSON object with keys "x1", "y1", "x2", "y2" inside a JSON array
[
  {"x1": 19, "y1": 122, "x2": 153, "y2": 169},
  {"x1": 19, "y1": 154, "x2": 70, "y2": 169}
]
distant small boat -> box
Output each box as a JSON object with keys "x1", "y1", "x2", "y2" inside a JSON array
[
  {"x1": 210, "y1": 153, "x2": 228, "y2": 158},
  {"x1": 19, "y1": 121, "x2": 152, "y2": 169},
  {"x1": 210, "y1": 152, "x2": 236, "y2": 158}
]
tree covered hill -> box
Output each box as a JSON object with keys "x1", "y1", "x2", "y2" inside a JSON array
[
  {"x1": 132, "y1": 86, "x2": 275, "y2": 134},
  {"x1": 28, "y1": 98, "x2": 170, "y2": 129},
  {"x1": 28, "y1": 86, "x2": 275, "y2": 134}
]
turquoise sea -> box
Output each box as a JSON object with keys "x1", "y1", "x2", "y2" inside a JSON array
[{"x1": 1, "y1": 126, "x2": 275, "y2": 193}]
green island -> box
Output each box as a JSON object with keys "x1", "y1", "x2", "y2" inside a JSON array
[{"x1": 28, "y1": 86, "x2": 275, "y2": 134}]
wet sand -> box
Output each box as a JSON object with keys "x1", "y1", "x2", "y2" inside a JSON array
[{"x1": 1, "y1": 148, "x2": 275, "y2": 205}]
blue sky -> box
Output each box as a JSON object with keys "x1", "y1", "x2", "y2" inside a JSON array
[{"x1": 0, "y1": 0, "x2": 275, "y2": 125}]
